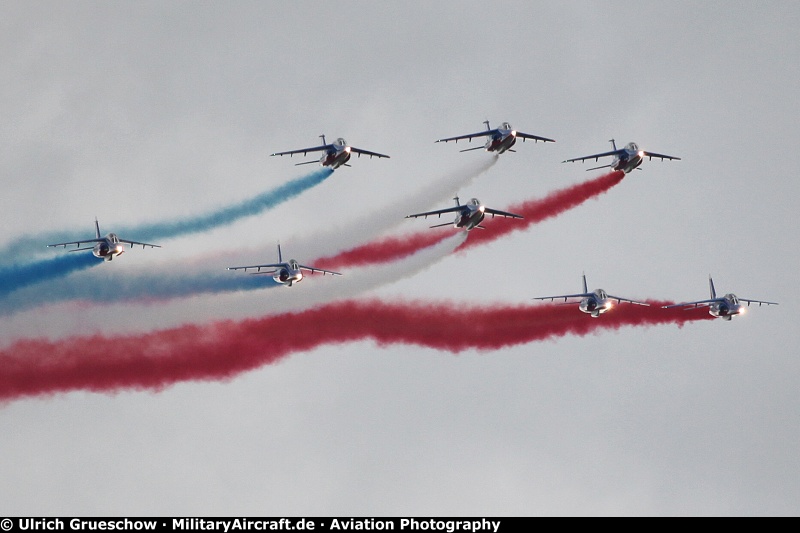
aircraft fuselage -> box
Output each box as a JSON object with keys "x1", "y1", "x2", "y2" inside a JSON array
[
  {"x1": 453, "y1": 204, "x2": 486, "y2": 231},
  {"x1": 579, "y1": 290, "x2": 613, "y2": 317},
  {"x1": 710, "y1": 294, "x2": 744, "y2": 320},
  {"x1": 320, "y1": 147, "x2": 351, "y2": 169},
  {"x1": 94, "y1": 233, "x2": 125, "y2": 261},
  {"x1": 274, "y1": 260, "x2": 304, "y2": 286},
  {"x1": 613, "y1": 147, "x2": 645, "y2": 174},
  {"x1": 485, "y1": 129, "x2": 517, "y2": 154}
]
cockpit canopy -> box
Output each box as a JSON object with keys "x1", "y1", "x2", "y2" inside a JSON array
[
  {"x1": 596, "y1": 289, "x2": 608, "y2": 300},
  {"x1": 469, "y1": 198, "x2": 481, "y2": 206},
  {"x1": 626, "y1": 142, "x2": 639, "y2": 152},
  {"x1": 725, "y1": 293, "x2": 739, "y2": 304},
  {"x1": 107, "y1": 233, "x2": 119, "y2": 243},
  {"x1": 334, "y1": 138, "x2": 347, "y2": 147},
  {"x1": 500, "y1": 122, "x2": 513, "y2": 131},
  {"x1": 288, "y1": 259, "x2": 299, "y2": 270}
]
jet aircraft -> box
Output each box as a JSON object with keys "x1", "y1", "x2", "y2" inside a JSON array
[
  {"x1": 435, "y1": 121, "x2": 555, "y2": 154},
  {"x1": 405, "y1": 197, "x2": 523, "y2": 231},
  {"x1": 47, "y1": 218, "x2": 160, "y2": 261},
  {"x1": 663, "y1": 276, "x2": 778, "y2": 321},
  {"x1": 562, "y1": 139, "x2": 680, "y2": 173},
  {"x1": 270, "y1": 135, "x2": 390, "y2": 169},
  {"x1": 533, "y1": 273, "x2": 649, "y2": 318},
  {"x1": 227, "y1": 243, "x2": 341, "y2": 287}
]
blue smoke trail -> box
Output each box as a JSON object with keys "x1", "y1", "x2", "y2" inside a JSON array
[
  {"x1": 0, "y1": 268, "x2": 281, "y2": 315},
  {"x1": 0, "y1": 231, "x2": 467, "y2": 317},
  {"x1": 0, "y1": 253, "x2": 102, "y2": 299},
  {"x1": 0, "y1": 168, "x2": 334, "y2": 262},
  {"x1": 116, "y1": 168, "x2": 334, "y2": 242}
]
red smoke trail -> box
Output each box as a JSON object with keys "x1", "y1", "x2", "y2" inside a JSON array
[
  {"x1": 457, "y1": 170, "x2": 625, "y2": 251},
  {"x1": 315, "y1": 171, "x2": 624, "y2": 269},
  {"x1": 0, "y1": 297, "x2": 710, "y2": 402},
  {"x1": 314, "y1": 231, "x2": 450, "y2": 270}
]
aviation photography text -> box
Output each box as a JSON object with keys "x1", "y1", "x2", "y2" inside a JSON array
[{"x1": 6, "y1": 519, "x2": 503, "y2": 533}]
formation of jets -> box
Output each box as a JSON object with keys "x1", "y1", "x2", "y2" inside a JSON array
[
  {"x1": 47, "y1": 218, "x2": 160, "y2": 261},
  {"x1": 43, "y1": 120, "x2": 777, "y2": 316},
  {"x1": 405, "y1": 196, "x2": 523, "y2": 231}
]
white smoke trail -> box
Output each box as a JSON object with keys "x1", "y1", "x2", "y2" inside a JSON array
[{"x1": 0, "y1": 231, "x2": 468, "y2": 343}]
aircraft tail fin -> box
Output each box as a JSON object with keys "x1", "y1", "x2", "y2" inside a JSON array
[
  {"x1": 609, "y1": 138, "x2": 617, "y2": 151},
  {"x1": 582, "y1": 273, "x2": 588, "y2": 294},
  {"x1": 709, "y1": 275, "x2": 717, "y2": 299},
  {"x1": 453, "y1": 196, "x2": 460, "y2": 206},
  {"x1": 484, "y1": 120, "x2": 490, "y2": 131},
  {"x1": 94, "y1": 218, "x2": 101, "y2": 239},
  {"x1": 277, "y1": 243, "x2": 283, "y2": 263},
  {"x1": 319, "y1": 134, "x2": 327, "y2": 145}
]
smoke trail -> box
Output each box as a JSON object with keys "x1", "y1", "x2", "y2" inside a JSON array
[
  {"x1": 0, "y1": 170, "x2": 621, "y2": 316},
  {"x1": 0, "y1": 298, "x2": 711, "y2": 401},
  {"x1": 0, "y1": 168, "x2": 333, "y2": 262},
  {"x1": 313, "y1": 231, "x2": 449, "y2": 270},
  {"x1": 457, "y1": 170, "x2": 625, "y2": 251},
  {"x1": 0, "y1": 253, "x2": 101, "y2": 298},
  {"x1": 286, "y1": 156, "x2": 498, "y2": 261},
  {"x1": 119, "y1": 168, "x2": 333, "y2": 242},
  {"x1": 315, "y1": 170, "x2": 624, "y2": 270},
  {"x1": 0, "y1": 231, "x2": 467, "y2": 326}
]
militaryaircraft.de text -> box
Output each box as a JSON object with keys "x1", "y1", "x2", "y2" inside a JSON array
[
  {"x1": 406, "y1": 197, "x2": 523, "y2": 231},
  {"x1": 562, "y1": 139, "x2": 681, "y2": 173},
  {"x1": 436, "y1": 121, "x2": 555, "y2": 154},
  {"x1": 227, "y1": 243, "x2": 341, "y2": 287},
  {"x1": 47, "y1": 218, "x2": 160, "y2": 262},
  {"x1": 663, "y1": 276, "x2": 778, "y2": 320},
  {"x1": 533, "y1": 273, "x2": 650, "y2": 318},
  {"x1": 270, "y1": 135, "x2": 390, "y2": 169}
]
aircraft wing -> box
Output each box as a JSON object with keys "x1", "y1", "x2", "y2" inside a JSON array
[
  {"x1": 562, "y1": 149, "x2": 623, "y2": 163},
  {"x1": 435, "y1": 130, "x2": 497, "y2": 144},
  {"x1": 739, "y1": 298, "x2": 779, "y2": 306},
  {"x1": 484, "y1": 207, "x2": 524, "y2": 219},
  {"x1": 119, "y1": 239, "x2": 160, "y2": 249},
  {"x1": 227, "y1": 263, "x2": 283, "y2": 273},
  {"x1": 297, "y1": 265, "x2": 342, "y2": 276},
  {"x1": 641, "y1": 151, "x2": 681, "y2": 161},
  {"x1": 350, "y1": 147, "x2": 390, "y2": 159},
  {"x1": 405, "y1": 206, "x2": 464, "y2": 219},
  {"x1": 605, "y1": 294, "x2": 650, "y2": 306},
  {"x1": 270, "y1": 144, "x2": 330, "y2": 157},
  {"x1": 47, "y1": 238, "x2": 104, "y2": 249},
  {"x1": 516, "y1": 132, "x2": 556, "y2": 143},
  {"x1": 662, "y1": 298, "x2": 720, "y2": 309},
  {"x1": 533, "y1": 293, "x2": 591, "y2": 302}
]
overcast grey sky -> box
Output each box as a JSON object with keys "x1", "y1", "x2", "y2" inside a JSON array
[{"x1": 1, "y1": 1, "x2": 798, "y2": 516}]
